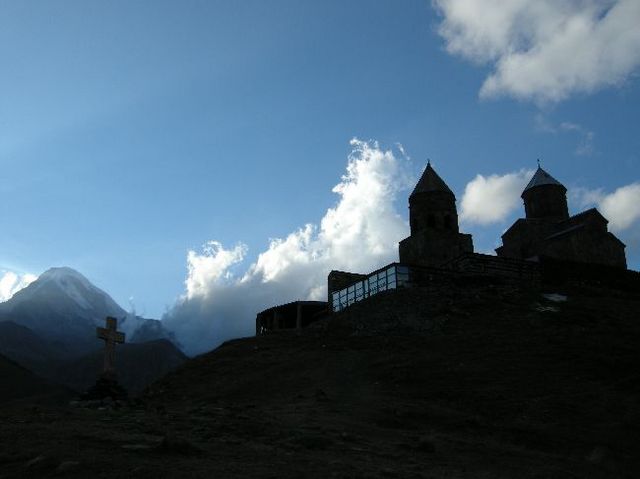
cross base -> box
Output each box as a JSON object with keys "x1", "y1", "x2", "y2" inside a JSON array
[{"x1": 81, "y1": 373, "x2": 128, "y2": 401}]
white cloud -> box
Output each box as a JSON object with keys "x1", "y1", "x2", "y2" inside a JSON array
[
  {"x1": 572, "y1": 186, "x2": 605, "y2": 209},
  {"x1": 460, "y1": 169, "x2": 534, "y2": 225},
  {"x1": 0, "y1": 270, "x2": 38, "y2": 302},
  {"x1": 600, "y1": 183, "x2": 640, "y2": 231},
  {"x1": 433, "y1": 0, "x2": 640, "y2": 103},
  {"x1": 600, "y1": 184, "x2": 640, "y2": 231},
  {"x1": 573, "y1": 183, "x2": 640, "y2": 231},
  {"x1": 185, "y1": 241, "x2": 248, "y2": 299},
  {"x1": 572, "y1": 183, "x2": 640, "y2": 261},
  {"x1": 461, "y1": 167, "x2": 640, "y2": 233},
  {"x1": 163, "y1": 139, "x2": 411, "y2": 355}
]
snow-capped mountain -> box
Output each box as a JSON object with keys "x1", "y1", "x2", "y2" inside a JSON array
[{"x1": 0, "y1": 267, "x2": 174, "y2": 357}]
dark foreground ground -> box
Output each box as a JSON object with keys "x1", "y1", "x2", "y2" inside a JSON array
[{"x1": 1, "y1": 281, "x2": 639, "y2": 478}]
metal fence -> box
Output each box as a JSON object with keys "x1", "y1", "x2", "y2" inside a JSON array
[
  {"x1": 331, "y1": 254, "x2": 545, "y2": 313},
  {"x1": 331, "y1": 264, "x2": 410, "y2": 312}
]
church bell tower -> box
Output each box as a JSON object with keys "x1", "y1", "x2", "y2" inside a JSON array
[
  {"x1": 407, "y1": 162, "x2": 460, "y2": 235},
  {"x1": 399, "y1": 162, "x2": 473, "y2": 267},
  {"x1": 521, "y1": 166, "x2": 569, "y2": 222}
]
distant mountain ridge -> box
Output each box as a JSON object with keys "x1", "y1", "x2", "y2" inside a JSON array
[
  {"x1": 0, "y1": 320, "x2": 62, "y2": 366},
  {"x1": 0, "y1": 352, "x2": 71, "y2": 405},
  {"x1": 49, "y1": 339, "x2": 188, "y2": 394},
  {"x1": 0, "y1": 266, "x2": 176, "y2": 357},
  {"x1": 0, "y1": 267, "x2": 187, "y2": 396}
]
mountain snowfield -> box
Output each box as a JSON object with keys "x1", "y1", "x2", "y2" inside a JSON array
[
  {"x1": 20, "y1": 268, "x2": 119, "y2": 311},
  {"x1": 0, "y1": 267, "x2": 175, "y2": 356},
  {"x1": 6, "y1": 267, "x2": 125, "y2": 321}
]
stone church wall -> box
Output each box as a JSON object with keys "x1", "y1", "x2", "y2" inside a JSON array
[
  {"x1": 399, "y1": 230, "x2": 473, "y2": 268},
  {"x1": 542, "y1": 229, "x2": 627, "y2": 269}
]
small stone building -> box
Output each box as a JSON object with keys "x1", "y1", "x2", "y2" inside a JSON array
[
  {"x1": 399, "y1": 162, "x2": 473, "y2": 267},
  {"x1": 496, "y1": 166, "x2": 626, "y2": 268}
]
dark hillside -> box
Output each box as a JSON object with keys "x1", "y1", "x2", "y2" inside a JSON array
[
  {"x1": 50, "y1": 339, "x2": 188, "y2": 394},
  {"x1": 0, "y1": 321, "x2": 59, "y2": 368},
  {"x1": 0, "y1": 354, "x2": 71, "y2": 405},
  {"x1": 141, "y1": 281, "x2": 640, "y2": 477},
  {"x1": 0, "y1": 321, "x2": 186, "y2": 395},
  {"x1": 0, "y1": 281, "x2": 638, "y2": 478}
]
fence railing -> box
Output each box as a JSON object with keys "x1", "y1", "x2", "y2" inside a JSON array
[
  {"x1": 331, "y1": 254, "x2": 544, "y2": 313},
  {"x1": 331, "y1": 264, "x2": 409, "y2": 312}
]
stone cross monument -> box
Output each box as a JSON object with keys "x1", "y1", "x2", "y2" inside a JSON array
[{"x1": 97, "y1": 316, "x2": 125, "y2": 377}]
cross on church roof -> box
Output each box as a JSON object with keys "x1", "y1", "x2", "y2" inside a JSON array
[{"x1": 97, "y1": 316, "x2": 125, "y2": 376}]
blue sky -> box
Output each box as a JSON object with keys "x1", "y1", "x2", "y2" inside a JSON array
[{"x1": 1, "y1": 1, "x2": 639, "y2": 331}]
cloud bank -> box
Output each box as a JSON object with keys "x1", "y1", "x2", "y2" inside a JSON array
[
  {"x1": 163, "y1": 139, "x2": 411, "y2": 355},
  {"x1": 0, "y1": 270, "x2": 38, "y2": 302},
  {"x1": 164, "y1": 146, "x2": 639, "y2": 356},
  {"x1": 573, "y1": 183, "x2": 640, "y2": 232},
  {"x1": 572, "y1": 183, "x2": 640, "y2": 257},
  {"x1": 461, "y1": 169, "x2": 640, "y2": 259},
  {"x1": 433, "y1": 0, "x2": 640, "y2": 103},
  {"x1": 460, "y1": 169, "x2": 534, "y2": 224},
  {"x1": 461, "y1": 168, "x2": 640, "y2": 234}
]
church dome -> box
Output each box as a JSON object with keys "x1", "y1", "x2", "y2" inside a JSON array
[
  {"x1": 410, "y1": 162, "x2": 454, "y2": 198},
  {"x1": 522, "y1": 166, "x2": 566, "y2": 196}
]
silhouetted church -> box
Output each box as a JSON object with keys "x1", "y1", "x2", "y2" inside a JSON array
[
  {"x1": 496, "y1": 166, "x2": 627, "y2": 268},
  {"x1": 257, "y1": 161, "x2": 631, "y2": 329}
]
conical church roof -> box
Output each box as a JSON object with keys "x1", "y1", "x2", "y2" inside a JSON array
[
  {"x1": 522, "y1": 166, "x2": 565, "y2": 194},
  {"x1": 410, "y1": 162, "x2": 454, "y2": 198}
]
